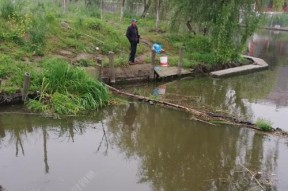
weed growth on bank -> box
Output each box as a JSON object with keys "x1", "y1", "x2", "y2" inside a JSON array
[
  {"x1": 26, "y1": 58, "x2": 109, "y2": 115},
  {"x1": 255, "y1": 118, "x2": 273, "y2": 132}
]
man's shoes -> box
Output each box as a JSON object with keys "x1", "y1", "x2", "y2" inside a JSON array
[{"x1": 129, "y1": 61, "x2": 136, "y2": 65}]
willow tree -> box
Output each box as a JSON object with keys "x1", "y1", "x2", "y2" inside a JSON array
[
  {"x1": 141, "y1": 0, "x2": 152, "y2": 17},
  {"x1": 273, "y1": 0, "x2": 285, "y2": 10},
  {"x1": 170, "y1": 0, "x2": 261, "y2": 63}
]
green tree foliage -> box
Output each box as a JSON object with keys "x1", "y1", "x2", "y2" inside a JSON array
[
  {"x1": 274, "y1": 0, "x2": 285, "y2": 10},
  {"x1": 170, "y1": 0, "x2": 260, "y2": 63}
]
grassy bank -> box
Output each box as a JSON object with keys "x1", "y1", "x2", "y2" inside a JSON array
[
  {"x1": 26, "y1": 58, "x2": 109, "y2": 115},
  {"x1": 0, "y1": 0, "x2": 251, "y2": 114}
]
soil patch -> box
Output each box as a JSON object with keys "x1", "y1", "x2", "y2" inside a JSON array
[{"x1": 72, "y1": 53, "x2": 95, "y2": 63}]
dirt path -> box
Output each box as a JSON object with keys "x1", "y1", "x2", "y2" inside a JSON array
[
  {"x1": 135, "y1": 38, "x2": 154, "y2": 64},
  {"x1": 101, "y1": 38, "x2": 156, "y2": 82}
]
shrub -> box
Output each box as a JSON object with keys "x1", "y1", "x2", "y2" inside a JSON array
[
  {"x1": 27, "y1": 58, "x2": 109, "y2": 115},
  {"x1": 255, "y1": 118, "x2": 273, "y2": 132}
]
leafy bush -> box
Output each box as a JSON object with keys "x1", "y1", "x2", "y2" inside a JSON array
[
  {"x1": 27, "y1": 58, "x2": 109, "y2": 115},
  {"x1": 255, "y1": 118, "x2": 273, "y2": 132}
]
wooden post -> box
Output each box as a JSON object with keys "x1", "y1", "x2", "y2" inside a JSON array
[
  {"x1": 96, "y1": 58, "x2": 103, "y2": 81},
  {"x1": 120, "y1": 0, "x2": 125, "y2": 22},
  {"x1": 108, "y1": 51, "x2": 115, "y2": 84},
  {"x1": 22, "y1": 72, "x2": 31, "y2": 102},
  {"x1": 177, "y1": 47, "x2": 183, "y2": 78},
  {"x1": 150, "y1": 49, "x2": 156, "y2": 80}
]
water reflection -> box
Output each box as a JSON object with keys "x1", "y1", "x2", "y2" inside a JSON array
[
  {"x1": 107, "y1": 104, "x2": 283, "y2": 191},
  {"x1": 0, "y1": 104, "x2": 287, "y2": 191},
  {"x1": 249, "y1": 31, "x2": 288, "y2": 60},
  {"x1": 132, "y1": 73, "x2": 275, "y2": 121},
  {"x1": 124, "y1": 30, "x2": 288, "y2": 131},
  {"x1": 123, "y1": 103, "x2": 137, "y2": 129}
]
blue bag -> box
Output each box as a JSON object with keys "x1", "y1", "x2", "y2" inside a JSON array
[{"x1": 152, "y1": 43, "x2": 162, "y2": 54}]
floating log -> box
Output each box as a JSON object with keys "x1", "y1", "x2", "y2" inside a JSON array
[
  {"x1": 106, "y1": 84, "x2": 247, "y2": 126},
  {"x1": 106, "y1": 84, "x2": 205, "y2": 117},
  {"x1": 105, "y1": 84, "x2": 288, "y2": 137}
]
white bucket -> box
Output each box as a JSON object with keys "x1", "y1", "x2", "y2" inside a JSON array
[
  {"x1": 160, "y1": 56, "x2": 168, "y2": 67},
  {"x1": 158, "y1": 85, "x2": 166, "y2": 95}
]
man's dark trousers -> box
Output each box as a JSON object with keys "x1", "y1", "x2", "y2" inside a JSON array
[{"x1": 129, "y1": 41, "x2": 137, "y2": 63}]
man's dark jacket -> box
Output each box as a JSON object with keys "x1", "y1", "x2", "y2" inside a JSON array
[{"x1": 126, "y1": 25, "x2": 140, "y2": 43}]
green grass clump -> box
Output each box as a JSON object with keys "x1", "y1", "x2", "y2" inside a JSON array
[
  {"x1": 26, "y1": 58, "x2": 109, "y2": 115},
  {"x1": 255, "y1": 118, "x2": 273, "y2": 132}
]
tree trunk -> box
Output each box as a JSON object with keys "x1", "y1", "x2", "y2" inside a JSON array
[
  {"x1": 186, "y1": 20, "x2": 196, "y2": 35},
  {"x1": 141, "y1": 0, "x2": 151, "y2": 18},
  {"x1": 63, "y1": 0, "x2": 67, "y2": 14},
  {"x1": 155, "y1": 0, "x2": 160, "y2": 31},
  {"x1": 100, "y1": 0, "x2": 103, "y2": 20},
  {"x1": 120, "y1": 0, "x2": 125, "y2": 22},
  {"x1": 85, "y1": 0, "x2": 92, "y2": 7}
]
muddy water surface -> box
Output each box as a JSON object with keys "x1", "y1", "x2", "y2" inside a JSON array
[
  {"x1": 1, "y1": 30, "x2": 288, "y2": 191},
  {"x1": 0, "y1": 104, "x2": 288, "y2": 191},
  {"x1": 125, "y1": 30, "x2": 288, "y2": 132}
]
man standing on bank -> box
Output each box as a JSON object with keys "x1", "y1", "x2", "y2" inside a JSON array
[{"x1": 126, "y1": 19, "x2": 140, "y2": 65}]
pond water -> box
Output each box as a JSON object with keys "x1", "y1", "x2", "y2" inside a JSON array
[
  {"x1": 125, "y1": 30, "x2": 288, "y2": 132},
  {"x1": 1, "y1": 30, "x2": 288, "y2": 191},
  {"x1": 0, "y1": 104, "x2": 288, "y2": 191}
]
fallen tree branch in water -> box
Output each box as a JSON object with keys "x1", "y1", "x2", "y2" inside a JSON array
[
  {"x1": 239, "y1": 164, "x2": 265, "y2": 190},
  {"x1": 106, "y1": 84, "x2": 242, "y2": 126},
  {"x1": 190, "y1": 116, "x2": 216, "y2": 126},
  {"x1": 106, "y1": 84, "x2": 206, "y2": 117},
  {"x1": 105, "y1": 84, "x2": 288, "y2": 137}
]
